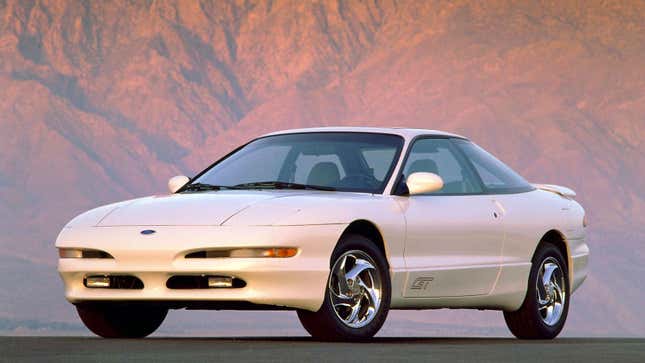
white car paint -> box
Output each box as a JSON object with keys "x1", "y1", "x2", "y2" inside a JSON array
[{"x1": 56, "y1": 127, "x2": 589, "y2": 313}]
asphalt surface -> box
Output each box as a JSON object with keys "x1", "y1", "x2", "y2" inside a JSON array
[{"x1": 0, "y1": 337, "x2": 643, "y2": 362}]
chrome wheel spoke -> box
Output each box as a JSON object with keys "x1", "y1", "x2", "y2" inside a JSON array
[
  {"x1": 334, "y1": 255, "x2": 351, "y2": 295},
  {"x1": 345, "y1": 301, "x2": 362, "y2": 324},
  {"x1": 552, "y1": 279, "x2": 564, "y2": 300},
  {"x1": 330, "y1": 288, "x2": 353, "y2": 305},
  {"x1": 542, "y1": 263, "x2": 558, "y2": 287},
  {"x1": 345, "y1": 259, "x2": 374, "y2": 282},
  {"x1": 335, "y1": 274, "x2": 351, "y2": 297},
  {"x1": 543, "y1": 305, "x2": 554, "y2": 323},
  {"x1": 551, "y1": 302, "x2": 563, "y2": 321},
  {"x1": 333, "y1": 302, "x2": 354, "y2": 312},
  {"x1": 358, "y1": 278, "x2": 380, "y2": 310},
  {"x1": 536, "y1": 282, "x2": 549, "y2": 305}
]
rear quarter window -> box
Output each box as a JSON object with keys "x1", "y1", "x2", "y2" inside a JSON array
[{"x1": 452, "y1": 139, "x2": 534, "y2": 194}]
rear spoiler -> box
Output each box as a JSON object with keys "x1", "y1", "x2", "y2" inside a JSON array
[{"x1": 532, "y1": 184, "x2": 576, "y2": 199}]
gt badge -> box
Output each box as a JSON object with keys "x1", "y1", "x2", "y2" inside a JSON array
[{"x1": 410, "y1": 277, "x2": 434, "y2": 290}]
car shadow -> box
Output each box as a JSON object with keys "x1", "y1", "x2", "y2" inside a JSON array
[{"x1": 140, "y1": 336, "x2": 641, "y2": 344}]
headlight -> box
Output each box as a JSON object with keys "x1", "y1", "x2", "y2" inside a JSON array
[
  {"x1": 58, "y1": 248, "x2": 114, "y2": 259},
  {"x1": 185, "y1": 247, "x2": 298, "y2": 258}
]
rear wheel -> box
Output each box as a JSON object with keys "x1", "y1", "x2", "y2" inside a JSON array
[
  {"x1": 297, "y1": 234, "x2": 391, "y2": 341},
  {"x1": 504, "y1": 243, "x2": 569, "y2": 339},
  {"x1": 76, "y1": 303, "x2": 168, "y2": 338}
]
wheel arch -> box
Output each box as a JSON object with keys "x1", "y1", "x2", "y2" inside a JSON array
[
  {"x1": 534, "y1": 229, "x2": 573, "y2": 286},
  {"x1": 338, "y1": 219, "x2": 389, "y2": 266}
]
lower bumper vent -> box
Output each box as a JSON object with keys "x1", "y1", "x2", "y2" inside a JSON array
[
  {"x1": 84, "y1": 275, "x2": 144, "y2": 289},
  {"x1": 166, "y1": 275, "x2": 246, "y2": 289}
]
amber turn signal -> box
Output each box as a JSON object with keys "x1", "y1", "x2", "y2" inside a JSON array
[
  {"x1": 186, "y1": 247, "x2": 298, "y2": 258},
  {"x1": 229, "y1": 247, "x2": 299, "y2": 258},
  {"x1": 259, "y1": 247, "x2": 299, "y2": 258}
]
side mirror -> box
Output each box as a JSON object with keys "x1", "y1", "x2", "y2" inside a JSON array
[
  {"x1": 168, "y1": 175, "x2": 190, "y2": 194},
  {"x1": 406, "y1": 172, "x2": 443, "y2": 195}
]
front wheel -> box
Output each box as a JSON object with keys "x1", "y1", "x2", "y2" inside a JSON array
[
  {"x1": 76, "y1": 303, "x2": 168, "y2": 338},
  {"x1": 297, "y1": 234, "x2": 391, "y2": 341},
  {"x1": 504, "y1": 243, "x2": 570, "y2": 339}
]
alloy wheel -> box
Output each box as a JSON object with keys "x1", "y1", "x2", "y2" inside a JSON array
[
  {"x1": 328, "y1": 250, "x2": 382, "y2": 328},
  {"x1": 536, "y1": 257, "x2": 567, "y2": 326}
]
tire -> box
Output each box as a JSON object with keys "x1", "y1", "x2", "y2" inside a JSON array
[
  {"x1": 297, "y1": 234, "x2": 391, "y2": 341},
  {"x1": 504, "y1": 243, "x2": 570, "y2": 339},
  {"x1": 76, "y1": 303, "x2": 168, "y2": 338}
]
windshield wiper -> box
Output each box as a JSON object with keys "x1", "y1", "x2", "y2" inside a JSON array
[
  {"x1": 182, "y1": 183, "x2": 236, "y2": 192},
  {"x1": 232, "y1": 181, "x2": 336, "y2": 191}
]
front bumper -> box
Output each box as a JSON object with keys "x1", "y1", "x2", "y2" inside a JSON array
[{"x1": 56, "y1": 224, "x2": 346, "y2": 311}]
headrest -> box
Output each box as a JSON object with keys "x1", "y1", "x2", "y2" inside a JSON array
[
  {"x1": 306, "y1": 162, "x2": 340, "y2": 187},
  {"x1": 408, "y1": 159, "x2": 439, "y2": 175}
]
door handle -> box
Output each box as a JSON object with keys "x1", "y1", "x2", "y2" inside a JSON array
[{"x1": 492, "y1": 199, "x2": 505, "y2": 218}]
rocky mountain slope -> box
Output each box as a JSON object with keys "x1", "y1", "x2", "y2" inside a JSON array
[{"x1": 0, "y1": 0, "x2": 643, "y2": 335}]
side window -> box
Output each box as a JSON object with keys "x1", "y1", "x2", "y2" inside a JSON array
[
  {"x1": 452, "y1": 139, "x2": 533, "y2": 193},
  {"x1": 402, "y1": 138, "x2": 483, "y2": 194}
]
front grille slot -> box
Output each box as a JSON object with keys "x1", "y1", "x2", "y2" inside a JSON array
[
  {"x1": 84, "y1": 275, "x2": 144, "y2": 289},
  {"x1": 166, "y1": 275, "x2": 246, "y2": 289}
]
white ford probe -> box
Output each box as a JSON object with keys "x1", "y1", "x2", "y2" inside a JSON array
[{"x1": 56, "y1": 127, "x2": 589, "y2": 340}]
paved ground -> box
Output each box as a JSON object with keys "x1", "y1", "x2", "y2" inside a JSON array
[{"x1": 0, "y1": 337, "x2": 643, "y2": 362}]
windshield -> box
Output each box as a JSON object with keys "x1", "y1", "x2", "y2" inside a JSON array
[{"x1": 187, "y1": 132, "x2": 405, "y2": 194}]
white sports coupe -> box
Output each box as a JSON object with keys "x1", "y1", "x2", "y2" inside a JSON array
[{"x1": 56, "y1": 127, "x2": 589, "y2": 340}]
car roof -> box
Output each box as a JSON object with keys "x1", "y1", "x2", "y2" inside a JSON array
[{"x1": 262, "y1": 126, "x2": 468, "y2": 141}]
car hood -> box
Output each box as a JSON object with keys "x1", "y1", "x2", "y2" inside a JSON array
[{"x1": 96, "y1": 191, "x2": 308, "y2": 227}]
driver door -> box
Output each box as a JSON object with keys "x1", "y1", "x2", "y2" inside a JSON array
[{"x1": 397, "y1": 137, "x2": 504, "y2": 298}]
